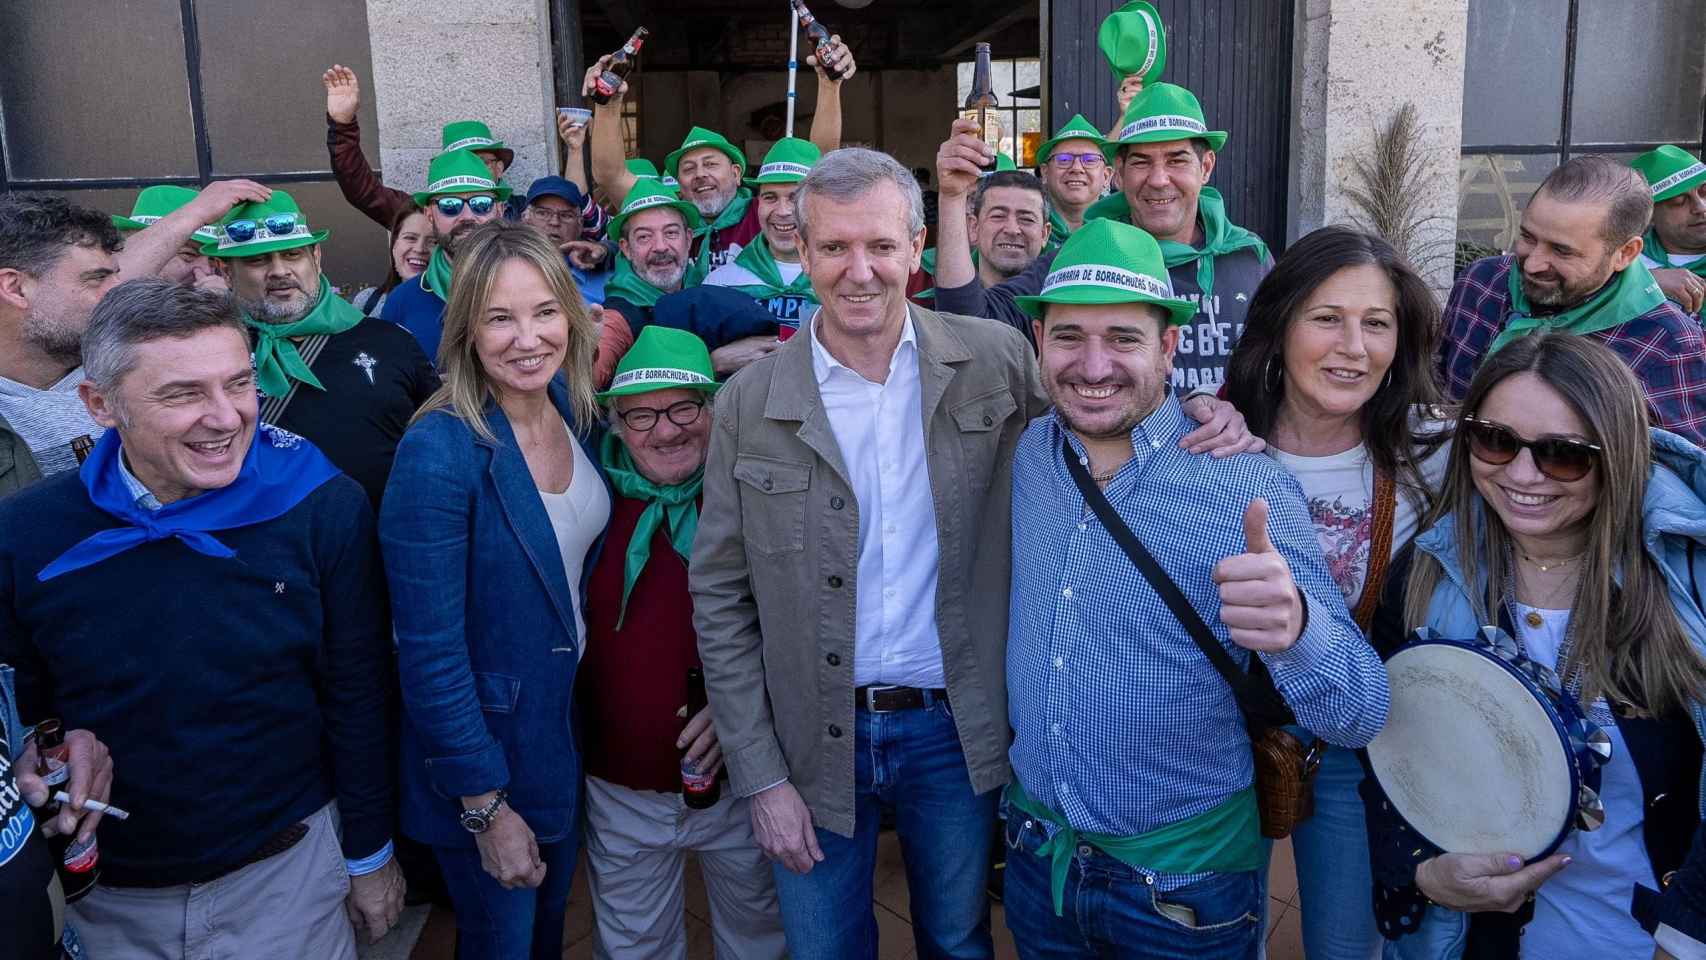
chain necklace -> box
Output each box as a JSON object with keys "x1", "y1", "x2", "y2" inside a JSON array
[
  {"x1": 1517, "y1": 547, "x2": 1585, "y2": 573},
  {"x1": 1501, "y1": 543, "x2": 1585, "y2": 696}
]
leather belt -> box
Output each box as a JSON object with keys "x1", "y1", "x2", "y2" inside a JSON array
[
  {"x1": 104, "y1": 820, "x2": 309, "y2": 888},
  {"x1": 854, "y1": 684, "x2": 947, "y2": 712}
]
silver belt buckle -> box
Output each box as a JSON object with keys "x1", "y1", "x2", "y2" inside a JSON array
[{"x1": 864, "y1": 684, "x2": 900, "y2": 712}]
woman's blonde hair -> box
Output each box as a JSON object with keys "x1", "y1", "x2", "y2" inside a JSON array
[
  {"x1": 1404, "y1": 333, "x2": 1706, "y2": 716},
  {"x1": 412, "y1": 220, "x2": 599, "y2": 442}
]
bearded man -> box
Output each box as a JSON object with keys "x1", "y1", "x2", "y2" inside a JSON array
[{"x1": 1631, "y1": 145, "x2": 1706, "y2": 318}]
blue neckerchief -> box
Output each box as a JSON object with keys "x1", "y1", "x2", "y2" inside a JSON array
[{"x1": 38, "y1": 424, "x2": 340, "y2": 582}]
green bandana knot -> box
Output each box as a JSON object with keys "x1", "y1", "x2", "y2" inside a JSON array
[
  {"x1": 730, "y1": 237, "x2": 817, "y2": 303},
  {"x1": 599, "y1": 431, "x2": 703, "y2": 627},
  {"x1": 1086, "y1": 186, "x2": 1268, "y2": 307},
  {"x1": 420, "y1": 246, "x2": 454, "y2": 303},
  {"x1": 1490, "y1": 257, "x2": 1668, "y2": 355},
  {"x1": 1644, "y1": 228, "x2": 1706, "y2": 280},
  {"x1": 245, "y1": 276, "x2": 364, "y2": 397}
]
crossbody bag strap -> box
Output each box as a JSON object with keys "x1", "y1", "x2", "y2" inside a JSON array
[{"x1": 1352, "y1": 468, "x2": 1398, "y2": 633}]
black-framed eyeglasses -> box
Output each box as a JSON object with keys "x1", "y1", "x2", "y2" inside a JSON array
[
  {"x1": 436, "y1": 195, "x2": 497, "y2": 218},
  {"x1": 1048, "y1": 151, "x2": 1106, "y2": 170},
  {"x1": 618, "y1": 398, "x2": 706, "y2": 432},
  {"x1": 1462, "y1": 417, "x2": 1602, "y2": 483},
  {"x1": 223, "y1": 213, "x2": 300, "y2": 244}
]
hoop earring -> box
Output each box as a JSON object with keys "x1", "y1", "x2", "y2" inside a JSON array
[{"x1": 1264, "y1": 356, "x2": 1283, "y2": 393}]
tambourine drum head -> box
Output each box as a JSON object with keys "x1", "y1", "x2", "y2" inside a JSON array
[{"x1": 1368, "y1": 644, "x2": 1573, "y2": 860}]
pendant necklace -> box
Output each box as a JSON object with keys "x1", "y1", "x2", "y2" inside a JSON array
[{"x1": 1515, "y1": 548, "x2": 1583, "y2": 627}]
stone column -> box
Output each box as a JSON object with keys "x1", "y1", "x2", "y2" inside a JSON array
[
  {"x1": 366, "y1": 0, "x2": 560, "y2": 197},
  {"x1": 1288, "y1": 0, "x2": 1468, "y2": 291}
]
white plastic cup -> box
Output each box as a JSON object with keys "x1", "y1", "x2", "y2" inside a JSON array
[{"x1": 558, "y1": 107, "x2": 592, "y2": 128}]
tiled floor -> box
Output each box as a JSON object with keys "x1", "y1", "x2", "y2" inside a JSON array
[{"x1": 403, "y1": 835, "x2": 1306, "y2": 958}]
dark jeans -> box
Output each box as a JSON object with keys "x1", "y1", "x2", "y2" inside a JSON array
[
  {"x1": 433, "y1": 839, "x2": 578, "y2": 960},
  {"x1": 772, "y1": 695, "x2": 997, "y2": 960},
  {"x1": 1001, "y1": 810, "x2": 1263, "y2": 959}
]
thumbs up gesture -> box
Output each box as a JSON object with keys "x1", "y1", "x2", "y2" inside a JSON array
[{"x1": 1212, "y1": 498, "x2": 1305, "y2": 652}]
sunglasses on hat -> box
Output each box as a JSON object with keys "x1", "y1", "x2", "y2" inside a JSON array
[
  {"x1": 1462, "y1": 417, "x2": 1601, "y2": 483},
  {"x1": 223, "y1": 213, "x2": 300, "y2": 244},
  {"x1": 436, "y1": 195, "x2": 497, "y2": 218}
]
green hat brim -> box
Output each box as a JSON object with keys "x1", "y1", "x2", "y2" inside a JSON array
[
  {"x1": 1097, "y1": 1, "x2": 1167, "y2": 84},
  {"x1": 1035, "y1": 132, "x2": 1109, "y2": 166},
  {"x1": 1655, "y1": 167, "x2": 1706, "y2": 203},
  {"x1": 744, "y1": 170, "x2": 810, "y2": 188},
  {"x1": 665, "y1": 141, "x2": 746, "y2": 181},
  {"x1": 1016, "y1": 285, "x2": 1195, "y2": 326},
  {"x1": 112, "y1": 214, "x2": 150, "y2": 232},
  {"x1": 1103, "y1": 128, "x2": 1227, "y2": 161},
  {"x1": 114, "y1": 214, "x2": 222, "y2": 243},
  {"x1": 595, "y1": 376, "x2": 721, "y2": 401},
  {"x1": 608, "y1": 197, "x2": 704, "y2": 241},
  {"x1": 202, "y1": 229, "x2": 329, "y2": 259},
  {"x1": 412, "y1": 183, "x2": 514, "y2": 207}
]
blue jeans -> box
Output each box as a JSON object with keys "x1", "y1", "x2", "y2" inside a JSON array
[
  {"x1": 1287, "y1": 745, "x2": 1381, "y2": 959},
  {"x1": 772, "y1": 696, "x2": 997, "y2": 960},
  {"x1": 433, "y1": 838, "x2": 579, "y2": 960},
  {"x1": 1001, "y1": 812, "x2": 1263, "y2": 959}
]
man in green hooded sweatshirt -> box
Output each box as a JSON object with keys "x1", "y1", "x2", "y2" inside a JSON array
[
  {"x1": 933, "y1": 82, "x2": 1271, "y2": 394},
  {"x1": 207, "y1": 190, "x2": 439, "y2": 504}
]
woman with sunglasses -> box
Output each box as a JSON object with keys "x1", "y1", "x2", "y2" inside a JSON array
[
  {"x1": 1363, "y1": 332, "x2": 1706, "y2": 959},
  {"x1": 378, "y1": 219, "x2": 610, "y2": 960},
  {"x1": 1222, "y1": 225, "x2": 1451, "y2": 960},
  {"x1": 351, "y1": 205, "x2": 436, "y2": 318}
]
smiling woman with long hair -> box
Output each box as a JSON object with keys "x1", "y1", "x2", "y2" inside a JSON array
[{"x1": 378, "y1": 219, "x2": 610, "y2": 959}]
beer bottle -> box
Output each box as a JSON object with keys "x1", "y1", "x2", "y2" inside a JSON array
[
  {"x1": 592, "y1": 26, "x2": 650, "y2": 105},
  {"x1": 790, "y1": 0, "x2": 847, "y2": 82},
  {"x1": 33, "y1": 719, "x2": 100, "y2": 900},
  {"x1": 681, "y1": 668, "x2": 720, "y2": 809},
  {"x1": 962, "y1": 42, "x2": 1002, "y2": 172}
]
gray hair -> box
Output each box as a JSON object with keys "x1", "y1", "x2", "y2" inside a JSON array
[
  {"x1": 793, "y1": 147, "x2": 925, "y2": 244},
  {"x1": 1536, "y1": 155, "x2": 1654, "y2": 246},
  {"x1": 83, "y1": 278, "x2": 248, "y2": 391}
]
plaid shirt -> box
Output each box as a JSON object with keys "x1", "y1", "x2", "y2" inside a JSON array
[
  {"x1": 1007, "y1": 398, "x2": 1389, "y2": 888},
  {"x1": 1439, "y1": 256, "x2": 1706, "y2": 446}
]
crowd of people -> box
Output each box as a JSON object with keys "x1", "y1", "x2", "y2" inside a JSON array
[{"x1": 3, "y1": 7, "x2": 1706, "y2": 960}]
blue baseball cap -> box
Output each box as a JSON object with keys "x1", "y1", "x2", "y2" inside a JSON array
[{"x1": 524, "y1": 176, "x2": 586, "y2": 208}]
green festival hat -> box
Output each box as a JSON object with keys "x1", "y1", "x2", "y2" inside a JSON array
[
  {"x1": 1097, "y1": 2, "x2": 1167, "y2": 85},
  {"x1": 412, "y1": 148, "x2": 515, "y2": 206},
  {"x1": 440, "y1": 120, "x2": 514, "y2": 167},
  {"x1": 1035, "y1": 114, "x2": 1108, "y2": 165},
  {"x1": 745, "y1": 137, "x2": 822, "y2": 187},
  {"x1": 201, "y1": 189, "x2": 328, "y2": 258},
  {"x1": 112, "y1": 185, "x2": 221, "y2": 243},
  {"x1": 1104, "y1": 82, "x2": 1227, "y2": 157},
  {"x1": 596, "y1": 325, "x2": 721, "y2": 400},
  {"x1": 627, "y1": 158, "x2": 661, "y2": 178},
  {"x1": 1014, "y1": 218, "x2": 1195, "y2": 325},
  {"x1": 993, "y1": 153, "x2": 1017, "y2": 173},
  {"x1": 608, "y1": 180, "x2": 705, "y2": 240},
  {"x1": 1631, "y1": 145, "x2": 1706, "y2": 203},
  {"x1": 664, "y1": 127, "x2": 747, "y2": 180}
]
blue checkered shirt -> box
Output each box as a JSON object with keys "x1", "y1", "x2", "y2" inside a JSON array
[{"x1": 1007, "y1": 397, "x2": 1390, "y2": 889}]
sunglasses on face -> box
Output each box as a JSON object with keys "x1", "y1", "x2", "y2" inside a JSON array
[
  {"x1": 618, "y1": 398, "x2": 705, "y2": 432},
  {"x1": 223, "y1": 213, "x2": 299, "y2": 244},
  {"x1": 1462, "y1": 417, "x2": 1602, "y2": 483},
  {"x1": 1048, "y1": 151, "x2": 1107, "y2": 170},
  {"x1": 435, "y1": 195, "x2": 497, "y2": 218}
]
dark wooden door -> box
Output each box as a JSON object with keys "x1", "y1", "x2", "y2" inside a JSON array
[{"x1": 1049, "y1": 0, "x2": 1294, "y2": 249}]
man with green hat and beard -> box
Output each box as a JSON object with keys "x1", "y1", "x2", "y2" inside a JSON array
[
  {"x1": 704, "y1": 138, "x2": 822, "y2": 327},
  {"x1": 1631, "y1": 144, "x2": 1706, "y2": 318},
  {"x1": 577, "y1": 324, "x2": 787, "y2": 960},
  {"x1": 207, "y1": 189, "x2": 439, "y2": 504},
  {"x1": 112, "y1": 182, "x2": 271, "y2": 289},
  {"x1": 934, "y1": 82, "x2": 1272, "y2": 394},
  {"x1": 603, "y1": 180, "x2": 705, "y2": 331},
  {"x1": 382, "y1": 148, "x2": 512, "y2": 360}
]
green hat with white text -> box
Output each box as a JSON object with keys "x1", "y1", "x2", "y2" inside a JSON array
[
  {"x1": 664, "y1": 127, "x2": 746, "y2": 180},
  {"x1": 412, "y1": 148, "x2": 514, "y2": 206},
  {"x1": 440, "y1": 120, "x2": 514, "y2": 167},
  {"x1": 113, "y1": 185, "x2": 221, "y2": 243},
  {"x1": 1035, "y1": 114, "x2": 1108, "y2": 166},
  {"x1": 1631, "y1": 145, "x2": 1706, "y2": 203},
  {"x1": 1097, "y1": 2, "x2": 1167, "y2": 85},
  {"x1": 1014, "y1": 218, "x2": 1194, "y2": 325},
  {"x1": 201, "y1": 189, "x2": 328, "y2": 259},
  {"x1": 1104, "y1": 82, "x2": 1226, "y2": 158},
  {"x1": 745, "y1": 138, "x2": 821, "y2": 186},
  {"x1": 596, "y1": 325, "x2": 721, "y2": 400},
  {"x1": 608, "y1": 180, "x2": 705, "y2": 240}
]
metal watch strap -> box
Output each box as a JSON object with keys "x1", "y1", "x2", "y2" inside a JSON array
[{"x1": 459, "y1": 789, "x2": 508, "y2": 833}]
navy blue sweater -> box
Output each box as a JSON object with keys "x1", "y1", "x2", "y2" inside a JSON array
[{"x1": 0, "y1": 471, "x2": 394, "y2": 885}]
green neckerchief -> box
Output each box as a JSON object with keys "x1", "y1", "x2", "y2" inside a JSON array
[
  {"x1": 916, "y1": 247, "x2": 979, "y2": 301},
  {"x1": 245, "y1": 276, "x2": 364, "y2": 397},
  {"x1": 1644, "y1": 228, "x2": 1706, "y2": 279},
  {"x1": 1046, "y1": 207, "x2": 1073, "y2": 250},
  {"x1": 420, "y1": 246, "x2": 454, "y2": 304},
  {"x1": 1086, "y1": 186, "x2": 1269, "y2": 306},
  {"x1": 1007, "y1": 781, "x2": 1262, "y2": 917},
  {"x1": 606, "y1": 253, "x2": 707, "y2": 308},
  {"x1": 730, "y1": 237, "x2": 818, "y2": 303},
  {"x1": 598, "y1": 431, "x2": 703, "y2": 628},
  {"x1": 1490, "y1": 258, "x2": 1668, "y2": 355}
]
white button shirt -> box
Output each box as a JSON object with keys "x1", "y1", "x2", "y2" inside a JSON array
[{"x1": 809, "y1": 310, "x2": 946, "y2": 688}]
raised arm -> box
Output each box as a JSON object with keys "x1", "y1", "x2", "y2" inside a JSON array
[
  {"x1": 115, "y1": 179, "x2": 271, "y2": 282},
  {"x1": 558, "y1": 111, "x2": 591, "y2": 195},
  {"x1": 582, "y1": 58, "x2": 638, "y2": 206},
  {"x1": 805, "y1": 36, "x2": 856, "y2": 154},
  {"x1": 323, "y1": 64, "x2": 412, "y2": 228}
]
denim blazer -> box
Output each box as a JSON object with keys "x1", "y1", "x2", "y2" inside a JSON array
[{"x1": 379, "y1": 377, "x2": 610, "y2": 848}]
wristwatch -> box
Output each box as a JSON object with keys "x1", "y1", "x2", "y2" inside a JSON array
[{"x1": 459, "y1": 789, "x2": 509, "y2": 834}]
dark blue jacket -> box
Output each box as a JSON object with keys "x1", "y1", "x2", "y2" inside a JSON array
[
  {"x1": 382, "y1": 275, "x2": 447, "y2": 363},
  {"x1": 379, "y1": 377, "x2": 610, "y2": 849}
]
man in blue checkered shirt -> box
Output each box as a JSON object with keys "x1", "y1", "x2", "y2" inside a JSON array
[{"x1": 1000, "y1": 220, "x2": 1390, "y2": 958}]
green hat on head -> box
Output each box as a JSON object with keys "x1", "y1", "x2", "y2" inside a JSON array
[
  {"x1": 1105, "y1": 82, "x2": 1226, "y2": 158},
  {"x1": 412, "y1": 149, "x2": 514, "y2": 207},
  {"x1": 1097, "y1": 2, "x2": 1167, "y2": 85},
  {"x1": 1631, "y1": 145, "x2": 1706, "y2": 203},
  {"x1": 608, "y1": 180, "x2": 705, "y2": 240},
  {"x1": 627, "y1": 158, "x2": 661, "y2": 179},
  {"x1": 201, "y1": 189, "x2": 328, "y2": 258},
  {"x1": 113, "y1": 185, "x2": 222, "y2": 243},
  {"x1": 992, "y1": 153, "x2": 1017, "y2": 173},
  {"x1": 440, "y1": 120, "x2": 514, "y2": 167},
  {"x1": 596, "y1": 325, "x2": 721, "y2": 400},
  {"x1": 1014, "y1": 218, "x2": 1194, "y2": 326},
  {"x1": 1036, "y1": 114, "x2": 1108, "y2": 166},
  {"x1": 664, "y1": 127, "x2": 746, "y2": 180},
  {"x1": 745, "y1": 138, "x2": 822, "y2": 187}
]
